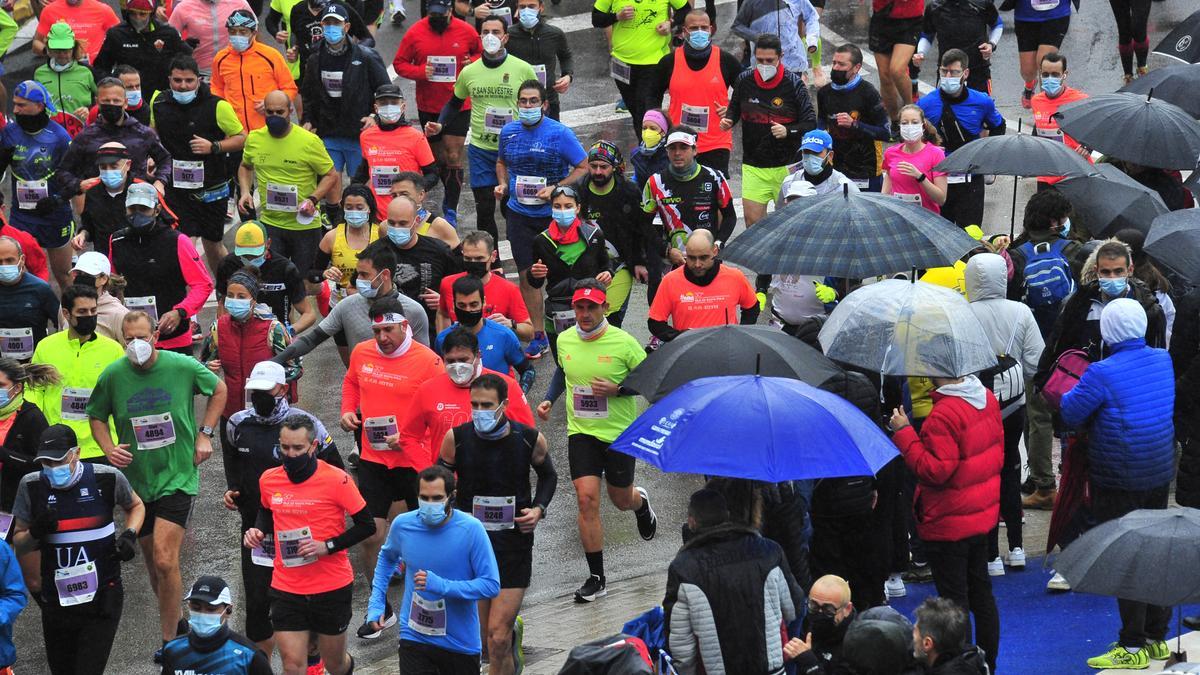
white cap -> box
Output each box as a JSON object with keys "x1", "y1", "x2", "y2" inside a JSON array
[
  {"x1": 785, "y1": 180, "x2": 817, "y2": 200},
  {"x1": 665, "y1": 131, "x2": 696, "y2": 147},
  {"x1": 1100, "y1": 297, "x2": 1147, "y2": 345},
  {"x1": 71, "y1": 251, "x2": 111, "y2": 276},
  {"x1": 244, "y1": 361, "x2": 286, "y2": 391}
]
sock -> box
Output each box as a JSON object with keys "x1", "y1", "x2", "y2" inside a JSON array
[
  {"x1": 586, "y1": 550, "x2": 604, "y2": 578},
  {"x1": 1124, "y1": 647, "x2": 1142, "y2": 654},
  {"x1": 441, "y1": 167, "x2": 463, "y2": 213},
  {"x1": 307, "y1": 652, "x2": 322, "y2": 666},
  {"x1": 1024, "y1": 80, "x2": 1036, "y2": 92},
  {"x1": 1134, "y1": 38, "x2": 1149, "y2": 68},
  {"x1": 1118, "y1": 41, "x2": 1134, "y2": 75}
]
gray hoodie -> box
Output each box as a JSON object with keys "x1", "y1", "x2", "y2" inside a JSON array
[{"x1": 964, "y1": 253, "x2": 1045, "y2": 406}]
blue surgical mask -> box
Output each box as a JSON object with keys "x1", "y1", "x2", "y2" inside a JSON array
[
  {"x1": 418, "y1": 498, "x2": 448, "y2": 525},
  {"x1": 687, "y1": 29, "x2": 710, "y2": 50},
  {"x1": 803, "y1": 153, "x2": 826, "y2": 176},
  {"x1": 387, "y1": 225, "x2": 413, "y2": 246},
  {"x1": 0, "y1": 264, "x2": 20, "y2": 283},
  {"x1": 472, "y1": 409, "x2": 500, "y2": 433},
  {"x1": 1059, "y1": 217, "x2": 1071, "y2": 238},
  {"x1": 1041, "y1": 76, "x2": 1063, "y2": 98},
  {"x1": 242, "y1": 254, "x2": 265, "y2": 268},
  {"x1": 0, "y1": 387, "x2": 9, "y2": 408},
  {"x1": 172, "y1": 88, "x2": 198, "y2": 104},
  {"x1": 1099, "y1": 276, "x2": 1127, "y2": 297},
  {"x1": 50, "y1": 59, "x2": 73, "y2": 72},
  {"x1": 344, "y1": 209, "x2": 370, "y2": 227},
  {"x1": 939, "y1": 76, "x2": 963, "y2": 96},
  {"x1": 188, "y1": 611, "x2": 224, "y2": 637},
  {"x1": 518, "y1": 106, "x2": 542, "y2": 125},
  {"x1": 518, "y1": 7, "x2": 538, "y2": 28},
  {"x1": 43, "y1": 463, "x2": 73, "y2": 489},
  {"x1": 551, "y1": 207, "x2": 575, "y2": 227},
  {"x1": 225, "y1": 297, "x2": 252, "y2": 320},
  {"x1": 229, "y1": 35, "x2": 251, "y2": 52},
  {"x1": 100, "y1": 170, "x2": 124, "y2": 189},
  {"x1": 356, "y1": 272, "x2": 380, "y2": 298},
  {"x1": 322, "y1": 24, "x2": 345, "y2": 43},
  {"x1": 125, "y1": 89, "x2": 142, "y2": 107}
]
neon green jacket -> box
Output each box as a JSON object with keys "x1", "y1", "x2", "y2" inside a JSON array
[{"x1": 27, "y1": 330, "x2": 124, "y2": 459}]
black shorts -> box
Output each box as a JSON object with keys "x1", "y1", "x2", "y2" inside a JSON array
[
  {"x1": 139, "y1": 491, "x2": 195, "y2": 537},
  {"x1": 357, "y1": 459, "x2": 419, "y2": 517},
  {"x1": 399, "y1": 639, "x2": 480, "y2": 674},
  {"x1": 1015, "y1": 16, "x2": 1070, "y2": 52},
  {"x1": 419, "y1": 108, "x2": 471, "y2": 143},
  {"x1": 167, "y1": 185, "x2": 229, "y2": 242},
  {"x1": 868, "y1": 13, "x2": 922, "y2": 54},
  {"x1": 493, "y1": 543, "x2": 533, "y2": 589},
  {"x1": 265, "y1": 225, "x2": 322, "y2": 284},
  {"x1": 269, "y1": 582, "x2": 354, "y2": 635},
  {"x1": 567, "y1": 434, "x2": 635, "y2": 488}
]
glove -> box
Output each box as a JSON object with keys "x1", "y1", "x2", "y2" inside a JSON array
[
  {"x1": 756, "y1": 292, "x2": 767, "y2": 312},
  {"x1": 28, "y1": 508, "x2": 59, "y2": 541},
  {"x1": 113, "y1": 528, "x2": 137, "y2": 562},
  {"x1": 813, "y1": 280, "x2": 837, "y2": 304},
  {"x1": 33, "y1": 195, "x2": 63, "y2": 216}
]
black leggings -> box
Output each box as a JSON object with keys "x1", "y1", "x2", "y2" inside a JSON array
[
  {"x1": 613, "y1": 63, "x2": 662, "y2": 138},
  {"x1": 988, "y1": 408, "x2": 1025, "y2": 559},
  {"x1": 471, "y1": 186, "x2": 499, "y2": 242},
  {"x1": 1110, "y1": 0, "x2": 1151, "y2": 72},
  {"x1": 42, "y1": 584, "x2": 124, "y2": 675}
]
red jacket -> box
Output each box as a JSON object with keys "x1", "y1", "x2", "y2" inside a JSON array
[
  {"x1": 893, "y1": 388, "x2": 1003, "y2": 542},
  {"x1": 392, "y1": 16, "x2": 482, "y2": 114},
  {"x1": 0, "y1": 224, "x2": 48, "y2": 282}
]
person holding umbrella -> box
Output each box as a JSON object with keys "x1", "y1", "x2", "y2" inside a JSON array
[{"x1": 881, "y1": 105, "x2": 947, "y2": 214}]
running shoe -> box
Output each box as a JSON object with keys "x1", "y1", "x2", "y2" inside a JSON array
[
  {"x1": 444, "y1": 208, "x2": 458, "y2": 227},
  {"x1": 524, "y1": 332, "x2": 550, "y2": 359},
  {"x1": 513, "y1": 615, "x2": 526, "y2": 674},
  {"x1": 153, "y1": 646, "x2": 165, "y2": 664},
  {"x1": 347, "y1": 449, "x2": 360, "y2": 471},
  {"x1": 1136, "y1": 65, "x2": 1149, "y2": 78},
  {"x1": 987, "y1": 556, "x2": 1005, "y2": 576},
  {"x1": 634, "y1": 486, "x2": 657, "y2": 540},
  {"x1": 1146, "y1": 640, "x2": 1170, "y2": 660},
  {"x1": 615, "y1": 98, "x2": 628, "y2": 113},
  {"x1": 884, "y1": 573, "x2": 906, "y2": 598},
  {"x1": 1046, "y1": 570, "x2": 1071, "y2": 592},
  {"x1": 1005, "y1": 547, "x2": 1026, "y2": 570},
  {"x1": 1086, "y1": 643, "x2": 1149, "y2": 670},
  {"x1": 391, "y1": 10, "x2": 405, "y2": 25},
  {"x1": 574, "y1": 574, "x2": 607, "y2": 603},
  {"x1": 902, "y1": 563, "x2": 933, "y2": 584},
  {"x1": 1021, "y1": 87, "x2": 1034, "y2": 110},
  {"x1": 356, "y1": 602, "x2": 396, "y2": 639}
]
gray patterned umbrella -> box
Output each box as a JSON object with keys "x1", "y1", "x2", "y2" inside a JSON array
[
  {"x1": 1054, "y1": 93, "x2": 1200, "y2": 169},
  {"x1": 721, "y1": 187, "x2": 980, "y2": 279}
]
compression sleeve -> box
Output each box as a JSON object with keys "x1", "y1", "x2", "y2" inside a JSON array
[
  {"x1": 989, "y1": 18, "x2": 1003, "y2": 47},
  {"x1": 648, "y1": 317, "x2": 684, "y2": 342},
  {"x1": 591, "y1": 7, "x2": 616, "y2": 27},
  {"x1": 532, "y1": 452, "x2": 557, "y2": 511},
  {"x1": 326, "y1": 506, "x2": 376, "y2": 553},
  {"x1": 437, "y1": 96, "x2": 467, "y2": 126}
]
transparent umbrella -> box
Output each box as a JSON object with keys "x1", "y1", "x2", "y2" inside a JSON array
[{"x1": 818, "y1": 280, "x2": 997, "y2": 378}]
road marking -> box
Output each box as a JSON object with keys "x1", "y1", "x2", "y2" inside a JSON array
[{"x1": 546, "y1": 0, "x2": 736, "y2": 34}]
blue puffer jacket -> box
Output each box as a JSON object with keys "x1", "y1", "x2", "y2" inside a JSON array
[{"x1": 1061, "y1": 338, "x2": 1176, "y2": 491}]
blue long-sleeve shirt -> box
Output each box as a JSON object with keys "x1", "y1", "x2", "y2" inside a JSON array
[
  {"x1": 368, "y1": 510, "x2": 500, "y2": 655},
  {"x1": 0, "y1": 541, "x2": 27, "y2": 667}
]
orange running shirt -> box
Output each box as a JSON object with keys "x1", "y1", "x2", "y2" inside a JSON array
[
  {"x1": 1031, "y1": 87, "x2": 1091, "y2": 185},
  {"x1": 399, "y1": 368, "x2": 535, "y2": 465},
  {"x1": 648, "y1": 265, "x2": 757, "y2": 331},
  {"x1": 38, "y1": 0, "x2": 120, "y2": 63}
]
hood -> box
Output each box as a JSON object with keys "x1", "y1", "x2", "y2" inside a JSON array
[
  {"x1": 1101, "y1": 297, "x2": 1147, "y2": 345},
  {"x1": 965, "y1": 253, "x2": 1007, "y2": 301},
  {"x1": 935, "y1": 374, "x2": 988, "y2": 410}
]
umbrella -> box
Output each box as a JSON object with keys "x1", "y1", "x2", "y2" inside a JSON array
[
  {"x1": 817, "y1": 280, "x2": 997, "y2": 377},
  {"x1": 721, "y1": 187, "x2": 980, "y2": 279},
  {"x1": 1056, "y1": 163, "x2": 1169, "y2": 237},
  {"x1": 933, "y1": 133, "x2": 1095, "y2": 178},
  {"x1": 610, "y1": 375, "x2": 898, "y2": 482},
  {"x1": 1054, "y1": 93, "x2": 1200, "y2": 170},
  {"x1": 1153, "y1": 8, "x2": 1200, "y2": 64},
  {"x1": 1118, "y1": 63, "x2": 1200, "y2": 117},
  {"x1": 622, "y1": 324, "x2": 844, "y2": 402},
  {"x1": 1144, "y1": 209, "x2": 1200, "y2": 283}
]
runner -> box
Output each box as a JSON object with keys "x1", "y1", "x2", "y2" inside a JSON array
[
  {"x1": 87, "y1": 311, "x2": 227, "y2": 662},
  {"x1": 315, "y1": 185, "x2": 383, "y2": 364},
  {"x1": 242, "y1": 414, "x2": 374, "y2": 675},
  {"x1": 91, "y1": 0, "x2": 192, "y2": 101},
  {"x1": 913, "y1": 0, "x2": 1002, "y2": 93},
  {"x1": 33, "y1": 0, "x2": 120, "y2": 64},
  {"x1": 390, "y1": 171, "x2": 460, "y2": 249},
  {"x1": 286, "y1": 0, "x2": 372, "y2": 81},
  {"x1": 1013, "y1": 0, "x2": 1071, "y2": 109},
  {"x1": 72, "y1": 142, "x2": 138, "y2": 260},
  {"x1": 647, "y1": 229, "x2": 759, "y2": 343},
  {"x1": 0, "y1": 359, "x2": 57, "y2": 520},
  {"x1": 868, "y1": 0, "x2": 924, "y2": 129},
  {"x1": 216, "y1": 222, "x2": 317, "y2": 333},
  {"x1": 211, "y1": 9, "x2": 299, "y2": 133},
  {"x1": 536, "y1": 281, "x2": 657, "y2": 602},
  {"x1": 64, "y1": 251, "x2": 129, "y2": 344},
  {"x1": 436, "y1": 231, "x2": 534, "y2": 340},
  {"x1": 881, "y1": 104, "x2": 947, "y2": 214},
  {"x1": 161, "y1": 575, "x2": 273, "y2": 675},
  {"x1": 375, "y1": 197, "x2": 458, "y2": 341},
  {"x1": 732, "y1": 0, "x2": 820, "y2": 77},
  {"x1": 354, "y1": 84, "x2": 437, "y2": 222},
  {"x1": 1029, "y1": 51, "x2": 1090, "y2": 189},
  {"x1": 33, "y1": 24, "x2": 96, "y2": 137},
  {"x1": 591, "y1": 0, "x2": 687, "y2": 136},
  {"x1": 506, "y1": 0, "x2": 574, "y2": 120},
  {"x1": 816, "y1": 43, "x2": 892, "y2": 192},
  {"x1": 1108, "y1": 0, "x2": 1151, "y2": 83},
  {"x1": 11, "y1": 424, "x2": 144, "y2": 675},
  {"x1": 0, "y1": 235, "x2": 59, "y2": 362},
  {"x1": 435, "y1": 278, "x2": 535, "y2": 387}
]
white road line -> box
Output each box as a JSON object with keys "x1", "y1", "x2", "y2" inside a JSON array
[{"x1": 546, "y1": 0, "x2": 737, "y2": 34}]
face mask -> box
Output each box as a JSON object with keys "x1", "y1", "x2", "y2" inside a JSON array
[
  {"x1": 250, "y1": 389, "x2": 281, "y2": 417},
  {"x1": 1059, "y1": 217, "x2": 1071, "y2": 237},
  {"x1": 551, "y1": 208, "x2": 575, "y2": 227},
  {"x1": 755, "y1": 63, "x2": 778, "y2": 81},
  {"x1": 387, "y1": 225, "x2": 413, "y2": 246},
  {"x1": 189, "y1": 612, "x2": 223, "y2": 638},
  {"x1": 418, "y1": 498, "x2": 448, "y2": 525},
  {"x1": 15, "y1": 112, "x2": 45, "y2": 133},
  {"x1": 457, "y1": 307, "x2": 483, "y2": 327},
  {"x1": 281, "y1": 450, "x2": 316, "y2": 482},
  {"x1": 808, "y1": 613, "x2": 842, "y2": 643},
  {"x1": 99, "y1": 103, "x2": 124, "y2": 125},
  {"x1": 446, "y1": 361, "x2": 474, "y2": 385},
  {"x1": 322, "y1": 24, "x2": 344, "y2": 43},
  {"x1": 44, "y1": 463, "x2": 74, "y2": 489},
  {"x1": 355, "y1": 276, "x2": 379, "y2": 298},
  {"x1": 0, "y1": 387, "x2": 11, "y2": 410},
  {"x1": 642, "y1": 128, "x2": 662, "y2": 148},
  {"x1": 344, "y1": 209, "x2": 370, "y2": 227},
  {"x1": 517, "y1": 106, "x2": 542, "y2": 125},
  {"x1": 265, "y1": 115, "x2": 290, "y2": 137},
  {"x1": 125, "y1": 89, "x2": 142, "y2": 107},
  {"x1": 518, "y1": 7, "x2": 538, "y2": 28},
  {"x1": 126, "y1": 338, "x2": 153, "y2": 366},
  {"x1": 481, "y1": 33, "x2": 503, "y2": 54},
  {"x1": 172, "y1": 88, "x2": 198, "y2": 104},
  {"x1": 229, "y1": 35, "x2": 251, "y2": 52},
  {"x1": 100, "y1": 169, "x2": 124, "y2": 189},
  {"x1": 463, "y1": 260, "x2": 488, "y2": 279},
  {"x1": 687, "y1": 29, "x2": 710, "y2": 50},
  {"x1": 472, "y1": 408, "x2": 505, "y2": 436},
  {"x1": 939, "y1": 76, "x2": 963, "y2": 96},
  {"x1": 803, "y1": 154, "x2": 826, "y2": 176},
  {"x1": 130, "y1": 16, "x2": 150, "y2": 31},
  {"x1": 377, "y1": 104, "x2": 403, "y2": 124},
  {"x1": 225, "y1": 297, "x2": 252, "y2": 320},
  {"x1": 50, "y1": 59, "x2": 73, "y2": 72},
  {"x1": 1041, "y1": 76, "x2": 1063, "y2": 97},
  {"x1": 0, "y1": 265, "x2": 21, "y2": 283},
  {"x1": 428, "y1": 13, "x2": 449, "y2": 29},
  {"x1": 899, "y1": 122, "x2": 924, "y2": 142},
  {"x1": 73, "y1": 314, "x2": 98, "y2": 336},
  {"x1": 128, "y1": 212, "x2": 155, "y2": 230},
  {"x1": 1099, "y1": 276, "x2": 1128, "y2": 297},
  {"x1": 831, "y1": 68, "x2": 849, "y2": 86}
]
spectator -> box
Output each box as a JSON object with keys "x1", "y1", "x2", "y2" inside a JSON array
[
  {"x1": 912, "y1": 597, "x2": 989, "y2": 674},
  {"x1": 785, "y1": 574, "x2": 858, "y2": 671}
]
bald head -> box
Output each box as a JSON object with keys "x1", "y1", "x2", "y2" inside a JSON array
[
  {"x1": 811, "y1": 575, "x2": 852, "y2": 607},
  {"x1": 684, "y1": 228, "x2": 718, "y2": 275},
  {"x1": 263, "y1": 90, "x2": 291, "y2": 110},
  {"x1": 385, "y1": 195, "x2": 419, "y2": 241}
]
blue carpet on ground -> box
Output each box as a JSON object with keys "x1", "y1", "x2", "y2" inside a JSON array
[{"x1": 887, "y1": 556, "x2": 1199, "y2": 674}]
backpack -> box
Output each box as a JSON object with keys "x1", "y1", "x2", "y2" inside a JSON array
[
  {"x1": 1021, "y1": 240, "x2": 1075, "y2": 308},
  {"x1": 977, "y1": 328, "x2": 1025, "y2": 417},
  {"x1": 1041, "y1": 349, "x2": 1091, "y2": 410}
]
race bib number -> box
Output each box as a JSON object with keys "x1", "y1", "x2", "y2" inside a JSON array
[
  {"x1": 945, "y1": 173, "x2": 969, "y2": 185},
  {"x1": 409, "y1": 593, "x2": 447, "y2": 636},
  {"x1": 364, "y1": 415, "x2": 398, "y2": 451},
  {"x1": 785, "y1": 161, "x2": 802, "y2": 175},
  {"x1": 680, "y1": 104, "x2": 710, "y2": 130},
  {"x1": 0, "y1": 512, "x2": 12, "y2": 540},
  {"x1": 610, "y1": 57, "x2": 631, "y2": 85},
  {"x1": 894, "y1": 192, "x2": 922, "y2": 204},
  {"x1": 265, "y1": 183, "x2": 299, "y2": 212},
  {"x1": 371, "y1": 166, "x2": 400, "y2": 196},
  {"x1": 532, "y1": 64, "x2": 547, "y2": 87},
  {"x1": 852, "y1": 178, "x2": 871, "y2": 189},
  {"x1": 572, "y1": 385, "x2": 608, "y2": 418},
  {"x1": 61, "y1": 387, "x2": 92, "y2": 421},
  {"x1": 124, "y1": 295, "x2": 159, "y2": 322},
  {"x1": 321, "y1": 70, "x2": 344, "y2": 97},
  {"x1": 514, "y1": 176, "x2": 546, "y2": 206},
  {"x1": 427, "y1": 55, "x2": 457, "y2": 83},
  {"x1": 551, "y1": 309, "x2": 576, "y2": 333},
  {"x1": 0, "y1": 328, "x2": 33, "y2": 360},
  {"x1": 15, "y1": 179, "x2": 48, "y2": 210},
  {"x1": 483, "y1": 107, "x2": 513, "y2": 134},
  {"x1": 251, "y1": 533, "x2": 275, "y2": 567},
  {"x1": 172, "y1": 160, "x2": 205, "y2": 189},
  {"x1": 1031, "y1": 0, "x2": 1059, "y2": 10},
  {"x1": 55, "y1": 561, "x2": 98, "y2": 606},
  {"x1": 472, "y1": 495, "x2": 516, "y2": 531},
  {"x1": 489, "y1": 5, "x2": 511, "y2": 24},
  {"x1": 131, "y1": 412, "x2": 176, "y2": 450},
  {"x1": 1035, "y1": 126, "x2": 1064, "y2": 142},
  {"x1": 278, "y1": 527, "x2": 317, "y2": 567}
]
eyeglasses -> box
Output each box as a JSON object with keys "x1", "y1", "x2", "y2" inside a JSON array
[
  {"x1": 938, "y1": 68, "x2": 964, "y2": 77},
  {"x1": 807, "y1": 600, "x2": 845, "y2": 617}
]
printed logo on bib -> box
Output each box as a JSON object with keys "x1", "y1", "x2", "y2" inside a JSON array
[
  {"x1": 265, "y1": 183, "x2": 299, "y2": 212},
  {"x1": 610, "y1": 58, "x2": 631, "y2": 85},
  {"x1": 124, "y1": 295, "x2": 159, "y2": 322},
  {"x1": 514, "y1": 176, "x2": 546, "y2": 206},
  {"x1": 364, "y1": 415, "x2": 398, "y2": 451},
  {"x1": 409, "y1": 593, "x2": 447, "y2": 636},
  {"x1": 0, "y1": 328, "x2": 34, "y2": 360},
  {"x1": 551, "y1": 309, "x2": 576, "y2": 333},
  {"x1": 572, "y1": 385, "x2": 608, "y2": 418},
  {"x1": 61, "y1": 387, "x2": 92, "y2": 421},
  {"x1": 131, "y1": 412, "x2": 176, "y2": 450},
  {"x1": 55, "y1": 561, "x2": 98, "y2": 606},
  {"x1": 278, "y1": 526, "x2": 317, "y2": 567},
  {"x1": 371, "y1": 166, "x2": 400, "y2": 196},
  {"x1": 472, "y1": 495, "x2": 515, "y2": 531},
  {"x1": 321, "y1": 70, "x2": 344, "y2": 97},
  {"x1": 15, "y1": 179, "x2": 49, "y2": 210},
  {"x1": 1031, "y1": 0, "x2": 1059, "y2": 10},
  {"x1": 484, "y1": 107, "x2": 513, "y2": 135},
  {"x1": 251, "y1": 533, "x2": 275, "y2": 567},
  {"x1": 680, "y1": 104, "x2": 710, "y2": 130},
  {"x1": 894, "y1": 192, "x2": 922, "y2": 204},
  {"x1": 945, "y1": 173, "x2": 969, "y2": 185},
  {"x1": 1035, "y1": 126, "x2": 1064, "y2": 142},
  {"x1": 172, "y1": 160, "x2": 205, "y2": 189},
  {"x1": 427, "y1": 56, "x2": 457, "y2": 83}
]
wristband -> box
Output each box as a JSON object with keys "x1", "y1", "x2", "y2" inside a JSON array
[{"x1": 916, "y1": 173, "x2": 927, "y2": 183}]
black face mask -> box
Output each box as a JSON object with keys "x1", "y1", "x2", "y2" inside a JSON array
[
  {"x1": 265, "y1": 115, "x2": 290, "y2": 138},
  {"x1": 73, "y1": 272, "x2": 97, "y2": 288},
  {"x1": 128, "y1": 212, "x2": 155, "y2": 231},
  {"x1": 99, "y1": 103, "x2": 124, "y2": 125},
  {"x1": 428, "y1": 13, "x2": 449, "y2": 29},
  {"x1": 684, "y1": 260, "x2": 720, "y2": 285},
  {"x1": 73, "y1": 314, "x2": 98, "y2": 336},
  {"x1": 457, "y1": 308, "x2": 483, "y2": 327},
  {"x1": 807, "y1": 611, "x2": 851, "y2": 647},
  {"x1": 830, "y1": 69, "x2": 849, "y2": 86},
  {"x1": 250, "y1": 390, "x2": 280, "y2": 417},
  {"x1": 463, "y1": 260, "x2": 488, "y2": 279},
  {"x1": 15, "y1": 112, "x2": 47, "y2": 133},
  {"x1": 281, "y1": 450, "x2": 317, "y2": 483}
]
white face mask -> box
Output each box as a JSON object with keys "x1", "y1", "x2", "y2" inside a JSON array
[
  {"x1": 377, "y1": 104, "x2": 403, "y2": 123},
  {"x1": 755, "y1": 63, "x2": 778, "y2": 81},
  {"x1": 446, "y1": 361, "x2": 474, "y2": 386},
  {"x1": 481, "y1": 33, "x2": 503, "y2": 54},
  {"x1": 899, "y1": 123, "x2": 924, "y2": 142},
  {"x1": 125, "y1": 338, "x2": 153, "y2": 366}
]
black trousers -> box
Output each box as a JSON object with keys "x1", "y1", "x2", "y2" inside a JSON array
[
  {"x1": 941, "y1": 175, "x2": 986, "y2": 228},
  {"x1": 239, "y1": 502, "x2": 276, "y2": 643},
  {"x1": 613, "y1": 63, "x2": 661, "y2": 138},
  {"x1": 923, "y1": 533, "x2": 1000, "y2": 674},
  {"x1": 810, "y1": 513, "x2": 887, "y2": 610},
  {"x1": 399, "y1": 640, "x2": 480, "y2": 674},
  {"x1": 989, "y1": 408, "x2": 1026, "y2": 558},
  {"x1": 41, "y1": 583, "x2": 124, "y2": 675}
]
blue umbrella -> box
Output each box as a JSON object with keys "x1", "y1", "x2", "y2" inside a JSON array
[{"x1": 611, "y1": 375, "x2": 898, "y2": 482}]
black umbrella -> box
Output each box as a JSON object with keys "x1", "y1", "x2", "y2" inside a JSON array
[
  {"x1": 1144, "y1": 209, "x2": 1200, "y2": 283},
  {"x1": 1186, "y1": 169, "x2": 1200, "y2": 196},
  {"x1": 1055, "y1": 93, "x2": 1200, "y2": 169},
  {"x1": 933, "y1": 132, "x2": 1095, "y2": 178},
  {"x1": 623, "y1": 324, "x2": 844, "y2": 401},
  {"x1": 559, "y1": 635, "x2": 654, "y2": 674},
  {"x1": 1056, "y1": 163, "x2": 1169, "y2": 237},
  {"x1": 1153, "y1": 8, "x2": 1200, "y2": 64},
  {"x1": 1118, "y1": 64, "x2": 1200, "y2": 118}
]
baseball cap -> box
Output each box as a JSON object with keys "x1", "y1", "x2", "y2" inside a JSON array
[
  {"x1": 125, "y1": 182, "x2": 159, "y2": 209},
  {"x1": 572, "y1": 287, "x2": 606, "y2": 305},
  {"x1": 234, "y1": 222, "x2": 267, "y2": 256},
  {"x1": 13, "y1": 80, "x2": 57, "y2": 115},
  {"x1": 800, "y1": 129, "x2": 834, "y2": 154},
  {"x1": 374, "y1": 83, "x2": 404, "y2": 100},
  {"x1": 321, "y1": 3, "x2": 350, "y2": 21},
  {"x1": 427, "y1": 0, "x2": 452, "y2": 13},
  {"x1": 665, "y1": 131, "x2": 696, "y2": 147},
  {"x1": 126, "y1": 0, "x2": 154, "y2": 11},
  {"x1": 226, "y1": 8, "x2": 258, "y2": 28},
  {"x1": 72, "y1": 251, "x2": 112, "y2": 277},
  {"x1": 186, "y1": 575, "x2": 233, "y2": 606},
  {"x1": 785, "y1": 180, "x2": 817, "y2": 200},
  {"x1": 245, "y1": 361, "x2": 286, "y2": 391},
  {"x1": 46, "y1": 21, "x2": 76, "y2": 50},
  {"x1": 95, "y1": 141, "x2": 130, "y2": 163},
  {"x1": 36, "y1": 425, "x2": 79, "y2": 462}
]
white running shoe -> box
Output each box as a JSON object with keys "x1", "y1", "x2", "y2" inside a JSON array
[
  {"x1": 1005, "y1": 547, "x2": 1026, "y2": 570},
  {"x1": 988, "y1": 556, "x2": 1005, "y2": 576},
  {"x1": 885, "y1": 573, "x2": 906, "y2": 598},
  {"x1": 1046, "y1": 571, "x2": 1071, "y2": 592}
]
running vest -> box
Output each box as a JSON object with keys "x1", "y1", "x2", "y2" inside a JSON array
[
  {"x1": 110, "y1": 224, "x2": 190, "y2": 341},
  {"x1": 331, "y1": 224, "x2": 380, "y2": 290},
  {"x1": 668, "y1": 47, "x2": 733, "y2": 154},
  {"x1": 452, "y1": 420, "x2": 538, "y2": 549},
  {"x1": 27, "y1": 463, "x2": 121, "y2": 603},
  {"x1": 151, "y1": 86, "x2": 232, "y2": 189},
  {"x1": 215, "y1": 313, "x2": 275, "y2": 418}
]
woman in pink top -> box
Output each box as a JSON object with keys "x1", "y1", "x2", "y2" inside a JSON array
[{"x1": 883, "y1": 104, "x2": 948, "y2": 214}]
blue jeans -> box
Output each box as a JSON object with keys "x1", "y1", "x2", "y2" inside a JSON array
[{"x1": 323, "y1": 136, "x2": 362, "y2": 175}]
